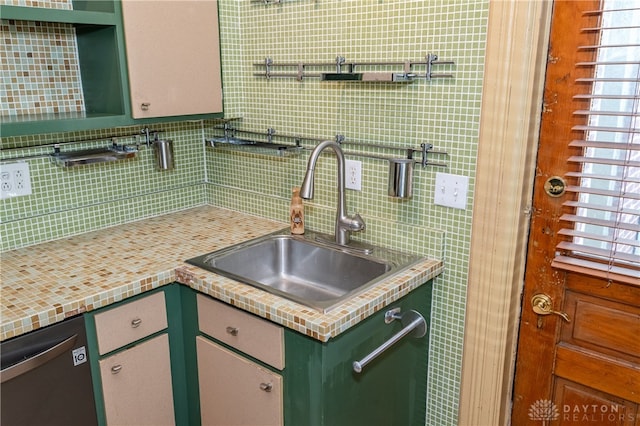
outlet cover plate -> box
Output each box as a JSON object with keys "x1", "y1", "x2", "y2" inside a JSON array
[
  {"x1": 0, "y1": 162, "x2": 32, "y2": 199},
  {"x1": 345, "y1": 159, "x2": 362, "y2": 191},
  {"x1": 434, "y1": 172, "x2": 468, "y2": 209}
]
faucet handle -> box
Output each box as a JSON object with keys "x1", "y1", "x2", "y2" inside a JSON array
[{"x1": 349, "y1": 213, "x2": 366, "y2": 231}]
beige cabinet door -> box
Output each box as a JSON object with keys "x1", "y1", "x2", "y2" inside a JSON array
[
  {"x1": 99, "y1": 334, "x2": 175, "y2": 426},
  {"x1": 196, "y1": 336, "x2": 283, "y2": 426},
  {"x1": 121, "y1": 0, "x2": 223, "y2": 118}
]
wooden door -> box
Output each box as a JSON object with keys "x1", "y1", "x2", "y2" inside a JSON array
[{"x1": 511, "y1": 1, "x2": 640, "y2": 425}]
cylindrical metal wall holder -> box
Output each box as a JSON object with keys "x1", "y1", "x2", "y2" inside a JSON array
[
  {"x1": 388, "y1": 158, "x2": 414, "y2": 198},
  {"x1": 154, "y1": 139, "x2": 174, "y2": 170}
]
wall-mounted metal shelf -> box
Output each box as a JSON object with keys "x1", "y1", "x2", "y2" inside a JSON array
[
  {"x1": 50, "y1": 146, "x2": 137, "y2": 167},
  {"x1": 0, "y1": 127, "x2": 162, "y2": 166},
  {"x1": 205, "y1": 121, "x2": 448, "y2": 168},
  {"x1": 205, "y1": 125, "x2": 305, "y2": 157},
  {"x1": 253, "y1": 53, "x2": 454, "y2": 82},
  {"x1": 206, "y1": 120, "x2": 449, "y2": 199}
]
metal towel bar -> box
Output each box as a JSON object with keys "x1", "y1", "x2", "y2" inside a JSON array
[{"x1": 352, "y1": 309, "x2": 427, "y2": 374}]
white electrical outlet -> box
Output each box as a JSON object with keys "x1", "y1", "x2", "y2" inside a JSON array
[
  {"x1": 0, "y1": 162, "x2": 32, "y2": 199},
  {"x1": 345, "y1": 159, "x2": 362, "y2": 191},
  {"x1": 434, "y1": 172, "x2": 468, "y2": 209}
]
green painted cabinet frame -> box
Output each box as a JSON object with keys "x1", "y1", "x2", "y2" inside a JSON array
[
  {"x1": 185, "y1": 283, "x2": 432, "y2": 426},
  {"x1": 0, "y1": 0, "x2": 223, "y2": 137},
  {"x1": 85, "y1": 285, "x2": 193, "y2": 426},
  {"x1": 85, "y1": 282, "x2": 431, "y2": 425},
  {"x1": 283, "y1": 283, "x2": 431, "y2": 426}
]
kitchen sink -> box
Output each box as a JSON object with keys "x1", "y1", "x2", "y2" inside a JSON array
[{"x1": 186, "y1": 228, "x2": 425, "y2": 313}]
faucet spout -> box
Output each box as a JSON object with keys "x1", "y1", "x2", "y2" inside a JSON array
[{"x1": 300, "y1": 140, "x2": 365, "y2": 245}]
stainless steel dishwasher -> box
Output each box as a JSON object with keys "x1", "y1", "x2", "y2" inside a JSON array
[{"x1": 1, "y1": 315, "x2": 98, "y2": 425}]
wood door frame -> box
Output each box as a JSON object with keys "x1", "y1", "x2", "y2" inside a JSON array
[{"x1": 458, "y1": 1, "x2": 553, "y2": 425}]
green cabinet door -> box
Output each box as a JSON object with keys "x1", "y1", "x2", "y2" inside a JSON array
[{"x1": 283, "y1": 282, "x2": 432, "y2": 426}]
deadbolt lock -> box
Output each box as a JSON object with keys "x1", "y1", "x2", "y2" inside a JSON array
[
  {"x1": 531, "y1": 293, "x2": 571, "y2": 322},
  {"x1": 544, "y1": 176, "x2": 566, "y2": 197}
]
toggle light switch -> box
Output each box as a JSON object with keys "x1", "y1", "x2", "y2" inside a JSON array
[{"x1": 433, "y1": 172, "x2": 468, "y2": 209}]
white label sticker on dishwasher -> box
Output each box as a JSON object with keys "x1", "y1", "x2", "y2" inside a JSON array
[{"x1": 72, "y1": 346, "x2": 87, "y2": 366}]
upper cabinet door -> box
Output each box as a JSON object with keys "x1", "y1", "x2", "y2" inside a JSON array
[{"x1": 121, "y1": 0, "x2": 223, "y2": 119}]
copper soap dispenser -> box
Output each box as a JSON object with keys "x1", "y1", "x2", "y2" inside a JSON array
[{"x1": 290, "y1": 187, "x2": 305, "y2": 235}]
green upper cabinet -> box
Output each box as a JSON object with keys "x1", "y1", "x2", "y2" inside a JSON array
[
  {"x1": 120, "y1": 0, "x2": 223, "y2": 119},
  {"x1": 0, "y1": 2, "x2": 117, "y2": 24},
  {"x1": 0, "y1": 0, "x2": 223, "y2": 137},
  {"x1": 0, "y1": 1, "x2": 130, "y2": 136}
]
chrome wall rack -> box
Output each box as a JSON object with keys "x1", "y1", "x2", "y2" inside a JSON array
[
  {"x1": 205, "y1": 124, "x2": 306, "y2": 157},
  {"x1": 0, "y1": 127, "x2": 162, "y2": 165},
  {"x1": 205, "y1": 121, "x2": 448, "y2": 168},
  {"x1": 253, "y1": 53, "x2": 454, "y2": 82},
  {"x1": 51, "y1": 145, "x2": 137, "y2": 168},
  {"x1": 335, "y1": 135, "x2": 448, "y2": 168}
]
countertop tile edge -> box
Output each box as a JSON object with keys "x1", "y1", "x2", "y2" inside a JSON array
[
  {"x1": 1, "y1": 269, "x2": 177, "y2": 341},
  {"x1": 1, "y1": 261, "x2": 442, "y2": 342},
  {"x1": 175, "y1": 260, "x2": 442, "y2": 343}
]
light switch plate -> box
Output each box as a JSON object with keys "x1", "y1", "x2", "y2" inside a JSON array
[
  {"x1": 434, "y1": 172, "x2": 468, "y2": 209},
  {"x1": 0, "y1": 162, "x2": 33, "y2": 199},
  {"x1": 345, "y1": 159, "x2": 362, "y2": 191}
]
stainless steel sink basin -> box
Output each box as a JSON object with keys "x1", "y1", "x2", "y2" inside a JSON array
[{"x1": 186, "y1": 228, "x2": 425, "y2": 313}]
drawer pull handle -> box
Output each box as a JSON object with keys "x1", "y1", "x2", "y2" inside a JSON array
[
  {"x1": 111, "y1": 365, "x2": 122, "y2": 374},
  {"x1": 259, "y1": 382, "x2": 273, "y2": 392},
  {"x1": 131, "y1": 318, "x2": 143, "y2": 328},
  {"x1": 226, "y1": 326, "x2": 239, "y2": 336},
  {"x1": 141, "y1": 102, "x2": 150, "y2": 110}
]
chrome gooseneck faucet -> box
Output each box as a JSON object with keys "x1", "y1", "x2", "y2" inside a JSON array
[{"x1": 300, "y1": 140, "x2": 365, "y2": 245}]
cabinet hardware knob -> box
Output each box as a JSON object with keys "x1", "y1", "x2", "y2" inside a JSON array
[
  {"x1": 141, "y1": 103, "x2": 150, "y2": 110},
  {"x1": 131, "y1": 318, "x2": 143, "y2": 328},
  {"x1": 259, "y1": 382, "x2": 273, "y2": 392},
  {"x1": 531, "y1": 293, "x2": 571, "y2": 322},
  {"x1": 111, "y1": 365, "x2": 122, "y2": 374},
  {"x1": 226, "y1": 326, "x2": 239, "y2": 336}
]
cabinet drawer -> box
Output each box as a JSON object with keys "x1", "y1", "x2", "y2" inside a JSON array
[
  {"x1": 197, "y1": 295, "x2": 284, "y2": 370},
  {"x1": 95, "y1": 291, "x2": 168, "y2": 355}
]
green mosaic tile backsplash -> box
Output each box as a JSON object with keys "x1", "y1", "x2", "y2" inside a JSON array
[
  {"x1": 0, "y1": 19, "x2": 85, "y2": 118},
  {"x1": 1, "y1": 121, "x2": 207, "y2": 249},
  {"x1": 213, "y1": 2, "x2": 488, "y2": 425},
  {"x1": 1, "y1": 1, "x2": 489, "y2": 425}
]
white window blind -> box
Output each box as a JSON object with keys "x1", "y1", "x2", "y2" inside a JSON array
[{"x1": 551, "y1": 0, "x2": 640, "y2": 285}]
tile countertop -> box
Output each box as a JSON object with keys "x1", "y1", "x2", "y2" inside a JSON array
[{"x1": 1, "y1": 206, "x2": 443, "y2": 342}]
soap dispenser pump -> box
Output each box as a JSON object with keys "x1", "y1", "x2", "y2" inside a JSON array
[{"x1": 290, "y1": 187, "x2": 305, "y2": 235}]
